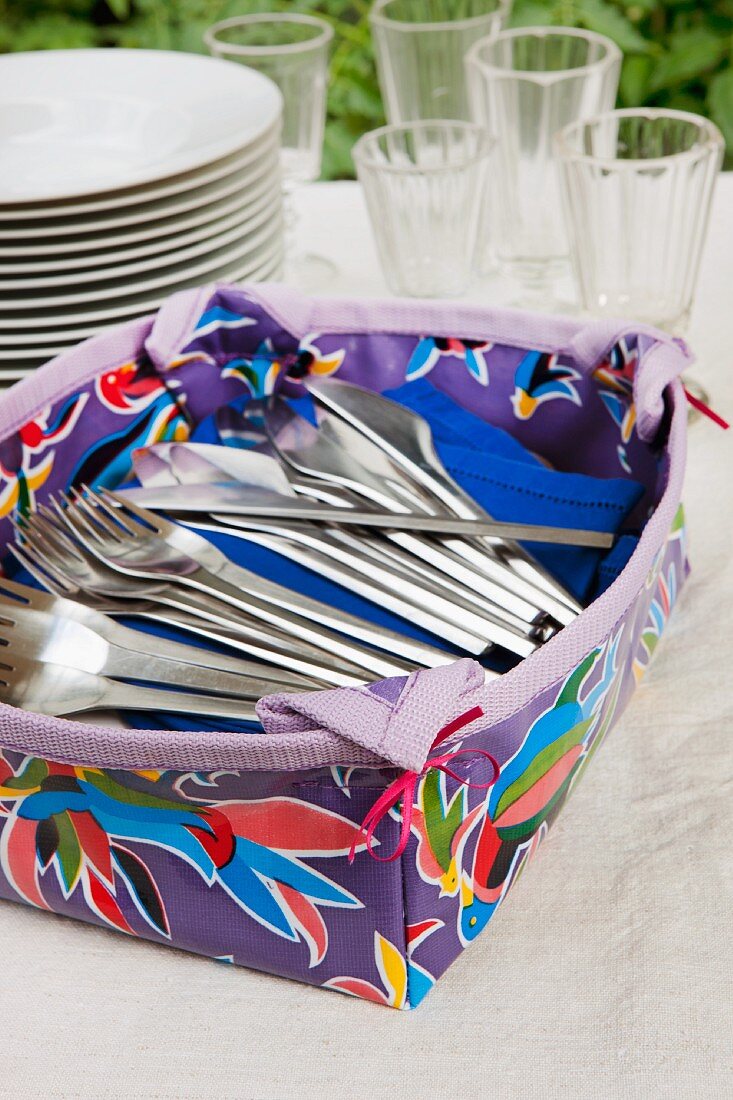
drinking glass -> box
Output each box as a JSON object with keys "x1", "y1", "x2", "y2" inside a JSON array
[
  {"x1": 370, "y1": 0, "x2": 511, "y2": 124},
  {"x1": 555, "y1": 108, "x2": 724, "y2": 334},
  {"x1": 204, "y1": 13, "x2": 334, "y2": 287},
  {"x1": 353, "y1": 120, "x2": 492, "y2": 297},
  {"x1": 466, "y1": 27, "x2": 621, "y2": 304}
]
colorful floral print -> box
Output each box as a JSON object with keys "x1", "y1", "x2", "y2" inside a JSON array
[
  {"x1": 0, "y1": 762, "x2": 367, "y2": 968},
  {"x1": 221, "y1": 333, "x2": 345, "y2": 398},
  {"x1": 70, "y1": 358, "x2": 190, "y2": 489},
  {"x1": 510, "y1": 350, "x2": 581, "y2": 420},
  {"x1": 592, "y1": 338, "x2": 639, "y2": 472},
  {"x1": 406, "y1": 336, "x2": 492, "y2": 386},
  {"x1": 0, "y1": 394, "x2": 88, "y2": 519}
]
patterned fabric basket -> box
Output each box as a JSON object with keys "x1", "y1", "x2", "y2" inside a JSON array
[{"x1": 0, "y1": 284, "x2": 690, "y2": 1009}]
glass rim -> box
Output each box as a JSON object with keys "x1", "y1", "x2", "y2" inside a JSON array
[
  {"x1": 554, "y1": 107, "x2": 725, "y2": 168},
  {"x1": 353, "y1": 120, "x2": 494, "y2": 174},
  {"x1": 203, "y1": 13, "x2": 334, "y2": 57},
  {"x1": 369, "y1": 0, "x2": 511, "y2": 33},
  {"x1": 465, "y1": 26, "x2": 622, "y2": 80}
]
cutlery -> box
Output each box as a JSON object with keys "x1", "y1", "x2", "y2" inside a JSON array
[
  {"x1": 299, "y1": 393, "x2": 581, "y2": 625},
  {"x1": 11, "y1": 515, "x2": 378, "y2": 687},
  {"x1": 133, "y1": 442, "x2": 541, "y2": 655},
  {"x1": 0, "y1": 653, "x2": 262, "y2": 721},
  {"x1": 160, "y1": 431, "x2": 556, "y2": 637},
  {"x1": 306, "y1": 377, "x2": 582, "y2": 619},
  {"x1": 186, "y1": 517, "x2": 534, "y2": 657},
  {"x1": 260, "y1": 398, "x2": 560, "y2": 630},
  {"x1": 0, "y1": 578, "x2": 319, "y2": 694},
  {"x1": 131, "y1": 441, "x2": 546, "y2": 652},
  {"x1": 119, "y1": 482, "x2": 614, "y2": 547},
  {"x1": 55, "y1": 487, "x2": 454, "y2": 674}
]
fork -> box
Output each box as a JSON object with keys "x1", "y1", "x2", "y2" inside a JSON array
[
  {"x1": 136, "y1": 436, "x2": 551, "y2": 648},
  {"x1": 54, "y1": 488, "x2": 456, "y2": 675},
  {"x1": 11, "y1": 519, "x2": 372, "y2": 688},
  {"x1": 0, "y1": 654, "x2": 263, "y2": 721},
  {"x1": 0, "y1": 580, "x2": 320, "y2": 695}
]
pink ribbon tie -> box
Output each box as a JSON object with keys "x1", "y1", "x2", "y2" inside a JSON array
[
  {"x1": 683, "y1": 386, "x2": 730, "y2": 430},
  {"x1": 348, "y1": 705, "x2": 499, "y2": 864}
]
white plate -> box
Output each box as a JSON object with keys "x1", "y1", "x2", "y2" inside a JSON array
[
  {"x1": 0, "y1": 193, "x2": 282, "y2": 288},
  {"x1": 0, "y1": 149, "x2": 281, "y2": 239},
  {"x1": 0, "y1": 188, "x2": 277, "y2": 275},
  {"x1": 0, "y1": 50, "x2": 282, "y2": 203},
  {"x1": 0, "y1": 216, "x2": 282, "y2": 309},
  {"x1": 0, "y1": 125, "x2": 280, "y2": 220},
  {"x1": 0, "y1": 239, "x2": 283, "y2": 331},
  {"x1": 0, "y1": 186, "x2": 279, "y2": 275},
  {"x1": 0, "y1": 172, "x2": 279, "y2": 259}
]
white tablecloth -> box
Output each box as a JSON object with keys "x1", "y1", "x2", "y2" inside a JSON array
[{"x1": 1, "y1": 181, "x2": 731, "y2": 1100}]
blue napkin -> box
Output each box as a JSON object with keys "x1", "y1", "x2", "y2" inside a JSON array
[{"x1": 116, "y1": 377, "x2": 642, "y2": 733}]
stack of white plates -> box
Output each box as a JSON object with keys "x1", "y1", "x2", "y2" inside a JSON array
[{"x1": 0, "y1": 49, "x2": 284, "y2": 384}]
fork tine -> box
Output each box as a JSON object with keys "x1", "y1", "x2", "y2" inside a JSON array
[
  {"x1": 102, "y1": 488, "x2": 171, "y2": 537},
  {"x1": 9, "y1": 542, "x2": 78, "y2": 596},
  {"x1": 54, "y1": 493, "x2": 110, "y2": 548},
  {"x1": 80, "y1": 486, "x2": 142, "y2": 538},
  {"x1": 75, "y1": 494, "x2": 132, "y2": 541},
  {"x1": 62, "y1": 489, "x2": 121, "y2": 541},
  {"x1": 0, "y1": 575, "x2": 35, "y2": 607}
]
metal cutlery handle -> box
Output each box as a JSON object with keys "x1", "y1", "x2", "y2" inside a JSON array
[
  {"x1": 97, "y1": 604, "x2": 314, "y2": 685},
  {"x1": 206, "y1": 558, "x2": 457, "y2": 668},
  {"x1": 119, "y1": 604, "x2": 368, "y2": 689},
  {"x1": 98, "y1": 645, "x2": 317, "y2": 695},
  {"x1": 91, "y1": 681, "x2": 263, "y2": 721},
  {"x1": 124, "y1": 583, "x2": 373, "y2": 686},
  {"x1": 118, "y1": 485, "x2": 613, "y2": 547},
  {"x1": 190, "y1": 562, "x2": 455, "y2": 675},
  {"x1": 208, "y1": 519, "x2": 535, "y2": 659}
]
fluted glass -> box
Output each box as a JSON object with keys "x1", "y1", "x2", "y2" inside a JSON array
[
  {"x1": 370, "y1": 0, "x2": 511, "y2": 124},
  {"x1": 205, "y1": 13, "x2": 331, "y2": 184},
  {"x1": 353, "y1": 121, "x2": 492, "y2": 297},
  {"x1": 204, "y1": 13, "x2": 334, "y2": 286},
  {"x1": 556, "y1": 109, "x2": 724, "y2": 334},
  {"x1": 466, "y1": 27, "x2": 621, "y2": 296}
]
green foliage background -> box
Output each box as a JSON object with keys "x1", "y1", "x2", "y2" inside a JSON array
[{"x1": 1, "y1": 0, "x2": 731, "y2": 177}]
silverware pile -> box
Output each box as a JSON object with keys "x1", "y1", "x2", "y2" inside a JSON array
[{"x1": 2, "y1": 380, "x2": 600, "y2": 722}]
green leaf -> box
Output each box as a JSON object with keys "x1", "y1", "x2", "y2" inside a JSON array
[
  {"x1": 105, "y1": 0, "x2": 131, "y2": 19},
  {"x1": 709, "y1": 67, "x2": 733, "y2": 151},
  {"x1": 509, "y1": 0, "x2": 554, "y2": 28},
  {"x1": 53, "y1": 811, "x2": 83, "y2": 894},
  {"x1": 576, "y1": 0, "x2": 652, "y2": 53},
  {"x1": 648, "y1": 28, "x2": 728, "y2": 94},
  {"x1": 3, "y1": 756, "x2": 48, "y2": 791},
  {"x1": 620, "y1": 54, "x2": 653, "y2": 105}
]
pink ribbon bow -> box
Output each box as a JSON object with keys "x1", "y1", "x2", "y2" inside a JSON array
[
  {"x1": 683, "y1": 385, "x2": 729, "y2": 430},
  {"x1": 348, "y1": 705, "x2": 499, "y2": 864}
]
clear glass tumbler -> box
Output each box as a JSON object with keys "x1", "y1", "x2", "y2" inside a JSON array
[
  {"x1": 204, "y1": 13, "x2": 334, "y2": 286},
  {"x1": 370, "y1": 0, "x2": 511, "y2": 124},
  {"x1": 555, "y1": 108, "x2": 724, "y2": 334},
  {"x1": 466, "y1": 27, "x2": 621, "y2": 302},
  {"x1": 353, "y1": 120, "x2": 492, "y2": 297}
]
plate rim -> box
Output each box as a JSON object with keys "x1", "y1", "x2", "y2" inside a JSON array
[
  {"x1": 0, "y1": 49, "x2": 283, "y2": 204},
  {"x1": 0, "y1": 196, "x2": 282, "y2": 290},
  {"x1": 0, "y1": 151, "x2": 281, "y2": 239},
  {"x1": 0, "y1": 123, "x2": 280, "y2": 220},
  {"x1": 0, "y1": 238, "x2": 284, "y2": 329},
  {"x1": 0, "y1": 187, "x2": 280, "y2": 274},
  {"x1": 0, "y1": 171, "x2": 278, "y2": 256}
]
